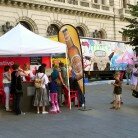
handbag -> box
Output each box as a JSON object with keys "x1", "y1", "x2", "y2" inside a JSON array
[{"x1": 132, "y1": 90, "x2": 138, "y2": 98}]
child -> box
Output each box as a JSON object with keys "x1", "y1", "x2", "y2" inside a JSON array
[
  {"x1": 110, "y1": 72, "x2": 122, "y2": 110},
  {"x1": 110, "y1": 71, "x2": 124, "y2": 104},
  {"x1": 48, "y1": 76, "x2": 61, "y2": 113}
]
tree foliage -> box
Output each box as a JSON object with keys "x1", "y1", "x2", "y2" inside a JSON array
[{"x1": 120, "y1": 2, "x2": 138, "y2": 52}]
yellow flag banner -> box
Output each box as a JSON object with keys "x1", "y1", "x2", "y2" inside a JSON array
[{"x1": 58, "y1": 24, "x2": 85, "y2": 93}]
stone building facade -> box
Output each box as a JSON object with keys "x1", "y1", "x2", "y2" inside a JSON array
[{"x1": 0, "y1": 0, "x2": 137, "y2": 41}]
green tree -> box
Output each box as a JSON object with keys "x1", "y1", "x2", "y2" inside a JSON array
[{"x1": 120, "y1": 2, "x2": 138, "y2": 54}]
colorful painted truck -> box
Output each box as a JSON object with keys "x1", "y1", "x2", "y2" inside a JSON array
[
  {"x1": 48, "y1": 36, "x2": 136, "y2": 79},
  {"x1": 80, "y1": 37, "x2": 135, "y2": 79}
]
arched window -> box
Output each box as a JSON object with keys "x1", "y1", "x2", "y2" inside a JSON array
[
  {"x1": 98, "y1": 30, "x2": 106, "y2": 39},
  {"x1": 76, "y1": 26, "x2": 85, "y2": 36},
  {"x1": 19, "y1": 21, "x2": 33, "y2": 31},
  {"x1": 47, "y1": 24, "x2": 59, "y2": 36},
  {"x1": 94, "y1": 0, "x2": 98, "y2": 3}
]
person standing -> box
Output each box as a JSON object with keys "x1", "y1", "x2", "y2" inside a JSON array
[
  {"x1": 10, "y1": 63, "x2": 27, "y2": 115},
  {"x1": 51, "y1": 65, "x2": 65, "y2": 106},
  {"x1": 48, "y1": 76, "x2": 61, "y2": 113},
  {"x1": 125, "y1": 64, "x2": 132, "y2": 85},
  {"x1": 130, "y1": 64, "x2": 138, "y2": 90},
  {"x1": 41, "y1": 63, "x2": 50, "y2": 102},
  {"x1": 69, "y1": 68, "x2": 85, "y2": 107},
  {"x1": 2, "y1": 65, "x2": 11, "y2": 111},
  {"x1": 34, "y1": 66, "x2": 49, "y2": 114},
  {"x1": 59, "y1": 62, "x2": 68, "y2": 86},
  {"x1": 110, "y1": 72, "x2": 122, "y2": 110}
]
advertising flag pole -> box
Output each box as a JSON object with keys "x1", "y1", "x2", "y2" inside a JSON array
[{"x1": 65, "y1": 46, "x2": 71, "y2": 110}]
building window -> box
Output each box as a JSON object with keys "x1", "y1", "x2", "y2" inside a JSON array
[
  {"x1": 19, "y1": 21, "x2": 33, "y2": 31},
  {"x1": 101, "y1": 0, "x2": 105, "y2": 5},
  {"x1": 47, "y1": 24, "x2": 59, "y2": 36},
  {"x1": 123, "y1": 0, "x2": 127, "y2": 8},
  {"x1": 76, "y1": 26, "x2": 85, "y2": 36},
  {"x1": 98, "y1": 31, "x2": 106, "y2": 39},
  {"x1": 94, "y1": 0, "x2": 98, "y2": 3}
]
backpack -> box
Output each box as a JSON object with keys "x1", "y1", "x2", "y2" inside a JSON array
[{"x1": 34, "y1": 73, "x2": 45, "y2": 88}]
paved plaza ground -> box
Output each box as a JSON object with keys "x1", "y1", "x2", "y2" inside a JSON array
[{"x1": 0, "y1": 81, "x2": 138, "y2": 138}]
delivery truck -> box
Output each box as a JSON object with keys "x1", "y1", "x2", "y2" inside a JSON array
[{"x1": 80, "y1": 37, "x2": 135, "y2": 80}]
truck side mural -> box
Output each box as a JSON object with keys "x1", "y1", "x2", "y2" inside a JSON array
[{"x1": 81, "y1": 38, "x2": 135, "y2": 72}]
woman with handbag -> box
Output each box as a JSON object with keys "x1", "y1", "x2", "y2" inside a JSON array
[{"x1": 10, "y1": 63, "x2": 27, "y2": 115}]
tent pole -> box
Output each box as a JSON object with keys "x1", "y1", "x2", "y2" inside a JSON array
[
  {"x1": 50, "y1": 55, "x2": 52, "y2": 68},
  {"x1": 65, "y1": 48, "x2": 71, "y2": 110}
]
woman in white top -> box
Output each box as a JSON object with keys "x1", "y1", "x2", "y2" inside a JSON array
[
  {"x1": 3, "y1": 65, "x2": 11, "y2": 111},
  {"x1": 34, "y1": 66, "x2": 49, "y2": 114}
]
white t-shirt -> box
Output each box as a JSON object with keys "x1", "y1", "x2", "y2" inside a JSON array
[
  {"x1": 35, "y1": 73, "x2": 49, "y2": 88},
  {"x1": 3, "y1": 72, "x2": 11, "y2": 84}
]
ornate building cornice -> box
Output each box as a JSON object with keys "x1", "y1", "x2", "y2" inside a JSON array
[{"x1": 0, "y1": 0, "x2": 114, "y2": 20}]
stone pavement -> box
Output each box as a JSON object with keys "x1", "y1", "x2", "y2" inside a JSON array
[{"x1": 0, "y1": 82, "x2": 138, "y2": 138}]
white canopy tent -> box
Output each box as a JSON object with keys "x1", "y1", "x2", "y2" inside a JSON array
[
  {"x1": 0, "y1": 24, "x2": 72, "y2": 109},
  {"x1": 0, "y1": 24, "x2": 66, "y2": 56}
]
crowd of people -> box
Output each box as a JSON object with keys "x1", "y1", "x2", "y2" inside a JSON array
[
  {"x1": 2, "y1": 61, "x2": 137, "y2": 114},
  {"x1": 2, "y1": 62, "x2": 85, "y2": 115}
]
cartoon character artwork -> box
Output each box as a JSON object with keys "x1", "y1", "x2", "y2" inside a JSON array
[
  {"x1": 109, "y1": 43, "x2": 135, "y2": 70},
  {"x1": 81, "y1": 39, "x2": 110, "y2": 71}
]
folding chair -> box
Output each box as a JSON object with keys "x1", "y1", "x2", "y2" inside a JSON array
[{"x1": 62, "y1": 86, "x2": 80, "y2": 108}]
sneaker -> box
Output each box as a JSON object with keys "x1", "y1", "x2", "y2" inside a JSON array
[
  {"x1": 115, "y1": 107, "x2": 120, "y2": 110},
  {"x1": 82, "y1": 104, "x2": 85, "y2": 107},
  {"x1": 37, "y1": 111, "x2": 40, "y2": 114},
  {"x1": 21, "y1": 112, "x2": 26, "y2": 115},
  {"x1": 121, "y1": 101, "x2": 123, "y2": 104},
  {"x1": 42, "y1": 111, "x2": 48, "y2": 114},
  {"x1": 59, "y1": 104, "x2": 63, "y2": 107},
  {"x1": 57, "y1": 110, "x2": 61, "y2": 113},
  {"x1": 110, "y1": 106, "x2": 115, "y2": 109},
  {"x1": 110, "y1": 100, "x2": 114, "y2": 104},
  {"x1": 6, "y1": 109, "x2": 12, "y2": 112},
  {"x1": 49, "y1": 111, "x2": 57, "y2": 114}
]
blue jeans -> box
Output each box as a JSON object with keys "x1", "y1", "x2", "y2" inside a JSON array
[{"x1": 126, "y1": 73, "x2": 131, "y2": 84}]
